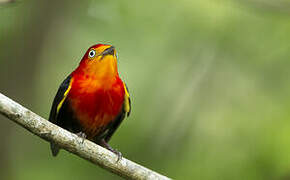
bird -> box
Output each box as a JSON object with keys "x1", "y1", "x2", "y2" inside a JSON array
[{"x1": 48, "y1": 44, "x2": 131, "y2": 159}]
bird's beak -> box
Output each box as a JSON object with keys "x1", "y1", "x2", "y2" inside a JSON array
[{"x1": 101, "y1": 46, "x2": 115, "y2": 57}]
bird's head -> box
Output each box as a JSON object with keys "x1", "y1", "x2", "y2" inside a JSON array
[
  {"x1": 76, "y1": 44, "x2": 119, "y2": 77},
  {"x1": 85, "y1": 44, "x2": 116, "y2": 61}
]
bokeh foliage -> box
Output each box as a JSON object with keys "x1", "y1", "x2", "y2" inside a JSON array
[{"x1": 1, "y1": 0, "x2": 290, "y2": 179}]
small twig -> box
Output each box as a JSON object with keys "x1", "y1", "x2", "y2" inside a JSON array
[
  {"x1": 0, "y1": 92, "x2": 171, "y2": 180},
  {"x1": 0, "y1": 0, "x2": 15, "y2": 4},
  {"x1": 237, "y1": 0, "x2": 290, "y2": 14}
]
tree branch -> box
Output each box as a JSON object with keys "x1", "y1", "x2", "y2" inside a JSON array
[{"x1": 0, "y1": 92, "x2": 171, "y2": 180}]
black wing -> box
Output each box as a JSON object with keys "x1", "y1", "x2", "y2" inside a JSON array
[
  {"x1": 104, "y1": 82, "x2": 131, "y2": 142},
  {"x1": 48, "y1": 75, "x2": 72, "y2": 124}
]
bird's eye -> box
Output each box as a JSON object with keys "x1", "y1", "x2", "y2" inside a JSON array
[{"x1": 88, "y1": 49, "x2": 96, "y2": 58}]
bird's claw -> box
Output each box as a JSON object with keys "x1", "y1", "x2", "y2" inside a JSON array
[
  {"x1": 112, "y1": 149, "x2": 122, "y2": 162},
  {"x1": 76, "y1": 132, "x2": 87, "y2": 144},
  {"x1": 99, "y1": 139, "x2": 122, "y2": 162}
]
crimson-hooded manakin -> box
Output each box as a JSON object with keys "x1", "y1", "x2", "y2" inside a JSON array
[{"x1": 48, "y1": 44, "x2": 131, "y2": 159}]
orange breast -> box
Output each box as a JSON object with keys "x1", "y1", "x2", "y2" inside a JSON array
[{"x1": 67, "y1": 75, "x2": 125, "y2": 139}]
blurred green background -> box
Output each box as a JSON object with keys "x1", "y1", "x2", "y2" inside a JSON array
[{"x1": 1, "y1": 0, "x2": 290, "y2": 179}]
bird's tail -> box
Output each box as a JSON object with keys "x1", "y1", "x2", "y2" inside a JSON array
[{"x1": 50, "y1": 142, "x2": 60, "y2": 156}]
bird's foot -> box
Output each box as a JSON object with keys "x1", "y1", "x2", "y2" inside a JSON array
[
  {"x1": 99, "y1": 139, "x2": 122, "y2": 162},
  {"x1": 76, "y1": 132, "x2": 87, "y2": 144},
  {"x1": 112, "y1": 149, "x2": 122, "y2": 162}
]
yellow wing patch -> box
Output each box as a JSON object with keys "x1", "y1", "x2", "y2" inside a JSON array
[
  {"x1": 56, "y1": 78, "x2": 74, "y2": 114},
  {"x1": 123, "y1": 83, "x2": 131, "y2": 116}
]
